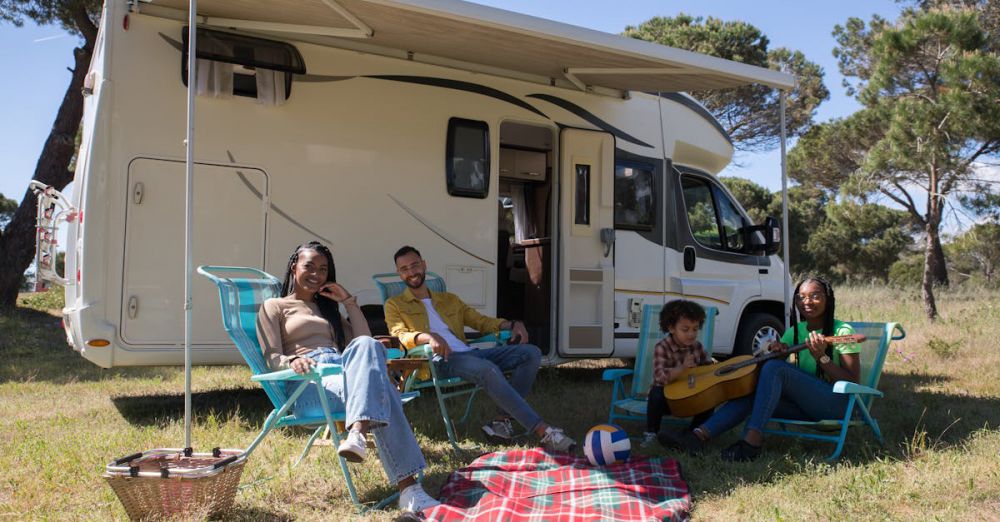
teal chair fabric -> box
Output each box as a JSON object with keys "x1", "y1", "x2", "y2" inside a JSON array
[
  {"x1": 199, "y1": 265, "x2": 417, "y2": 511},
  {"x1": 372, "y1": 272, "x2": 508, "y2": 451},
  {"x1": 762, "y1": 321, "x2": 905, "y2": 461},
  {"x1": 603, "y1": 304, "x2": 718, "y2": 428}
]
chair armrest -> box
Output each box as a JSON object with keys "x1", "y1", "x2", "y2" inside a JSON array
[
  {"x1": 602, "y1": 368, "x2": 634, "y2": 381},
  {"x1": 468, "y1": 329, "x2": 512, "y2": 345},
  {"x1": 405, "y1": 344, "x2": 433, "y2": 358},
  {"x1": 832, "y1": 380, "x2": 883, "y2": 397},
  {"x1": 891, "y1": 323, "x2": 906, "y2": 341},
  {"x1": 251, "y1": 363, "x2": 343, "y2": 382}
]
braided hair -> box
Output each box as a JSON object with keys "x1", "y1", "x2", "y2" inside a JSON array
[
  {"x1": 281, "y1": 241, "x2": 347, "y2": 350},
  {"x1": 790, "y1": 276, "x2": 836, "y2": 377}
]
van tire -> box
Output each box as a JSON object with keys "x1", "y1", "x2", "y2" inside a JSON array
[{"x1": 734, "y1": 313, "x2": 783, "y2": 356}]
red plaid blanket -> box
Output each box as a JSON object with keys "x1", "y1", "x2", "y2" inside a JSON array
[{"x1": 423, "y1": 448, "x2": 691, "y2": 521}]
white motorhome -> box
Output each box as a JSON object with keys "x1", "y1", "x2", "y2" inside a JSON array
[{"x1": 42, "y1": 0, "x2": 792, "y2": 368}]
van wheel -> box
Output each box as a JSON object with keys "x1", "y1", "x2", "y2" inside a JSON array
[{"x1": 735, "y1": 313, "x2": 783, "y2": 356}]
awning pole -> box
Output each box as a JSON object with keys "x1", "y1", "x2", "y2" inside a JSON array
[
  {"x1": 779, "y1": 90, "x2": 790, "y2": 329},
  {"x1": 183, "y1": 0, "x2": 198, "y2": 450}
]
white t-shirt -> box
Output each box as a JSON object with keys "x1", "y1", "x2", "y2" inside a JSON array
[{"x1": 421, "y1": 298, "x2": 472, "y2": 353}]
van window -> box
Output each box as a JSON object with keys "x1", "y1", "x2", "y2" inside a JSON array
[
  {"x1": 574, "y1": 164, "x2": 591, "y2": 225},
  {"x1": 681, "y1": 175, "x2": 722, "y2": 249},
  {"x1": 614, "y1": 163, "x2": 654, "y2": 230},
  {"x1": 446, "y1": 118, "x2": 490, "y2": 198},
  {"x1": 682, "y1": 174, "x2": 751, "y2": 253},
  {"x1": 182, "y1": 27, "x2": 304, "y2": 102},
  {"x1": 713, "y1": 185, "x2": 746, "y2": 252}
]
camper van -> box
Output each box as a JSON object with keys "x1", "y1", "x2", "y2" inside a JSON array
[{"x1": 42, "y1": 0, "x2": 792, "y2": 368}]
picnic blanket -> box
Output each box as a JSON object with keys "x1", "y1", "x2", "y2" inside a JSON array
[{"x1": 423, "y1": 448, "x2": 691, "y2": 521}]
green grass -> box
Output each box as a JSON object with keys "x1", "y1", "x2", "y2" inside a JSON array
[{"x1": 1, "y1": 286, "x2": 998, "y2": 520}]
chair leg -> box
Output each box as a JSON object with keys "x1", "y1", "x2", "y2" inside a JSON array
[
  {"x1": 428, "y1": 364, "x2": 481, "y2": 452},
  {"x1": 245, "y1": 409, "x2": 281, "y2": 459},
  {"x1": 855, "y1": 398, "x2": 884, "y2": 446},
  {"x1": 826, "y1": 396, "x2": 857, "y2": 462},
  {"x1": 437, "y1": 389, "x2": 477, "y2": 452},
  {"x1": 246, "y1": 382, "x2": 310, "y2": 458},
  {"x1": 293, "y1": 425, "x2": 326, "y2": 467},
  {"x1": 456, "y1": 388, "x2": 480, "y2": 425}
]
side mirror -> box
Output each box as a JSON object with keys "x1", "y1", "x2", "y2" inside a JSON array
[{"x1": 742, "y1": 216, "x2": 781, "y2": 256}]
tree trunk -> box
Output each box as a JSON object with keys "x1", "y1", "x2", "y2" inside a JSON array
[
  {"x1": 0, "y1": 44, "x2": 91, "y2": 313},
  {"x1": 928, "y1": 229, "x2": 949, "y2": 286},
  {"x1": 922, "y1": 223, "x2": 941, "y2": 320}
]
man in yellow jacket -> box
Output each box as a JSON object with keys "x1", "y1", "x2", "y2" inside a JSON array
[{"x1": 385, "y1": 245, "x2": 576, "y2": 453}]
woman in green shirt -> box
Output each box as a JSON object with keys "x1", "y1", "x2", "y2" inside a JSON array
[{"x1": 659, "y1": 277, "x2": 860, "y2": 461}]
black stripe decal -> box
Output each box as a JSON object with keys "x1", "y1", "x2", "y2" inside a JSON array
[
  {"x1": 367, "y1": 75, "x2": 548, "y2": 119},
  {"x1": 657, "y1": 92, "x2": 732, "y2": 146},
  {"x1": 527, "y1": 93, "x2": 654, "y2": 149},
  {"x1": 160, "y1": 33, "x2": 183, "y2": 52},
  {"x1": 227, "y1": 151, "x2": 335, "y2": 246},
  {"x1": 615, "y1": 332, "x2": 641, "y2": 339}
]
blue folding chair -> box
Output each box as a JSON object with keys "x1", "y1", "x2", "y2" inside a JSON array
[
  {"x1": 198, "y1": 265, "x2": 418, "y2": 512},
  {"x1": 372, "y1": 272, "x2": 509, "y2": 451},
  {"x1": 603, "y1": 304, "x2": 718, "y2": 428},
  {"x1": 762, "y1": 321, "x2": 906, "y2": 461}
]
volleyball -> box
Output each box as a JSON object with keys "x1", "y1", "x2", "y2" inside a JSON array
[{"x1": 583, "y1": 424, "x2": 631, "y2": 466}]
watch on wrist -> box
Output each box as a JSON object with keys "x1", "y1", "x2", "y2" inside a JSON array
[{"x1": 819, "y1": 354, "x2": 832, "y2": 365}]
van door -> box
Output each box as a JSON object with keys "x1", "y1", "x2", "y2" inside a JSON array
[
  {"x1": 674, "y1": 168, "x2": 763, "y2": 354},
  {"x1": 121, "y1": 158, "x2": 267, "y2": 346},
  {"x1": 557, "y1": 129, "x2": 615, "y2": 356}
]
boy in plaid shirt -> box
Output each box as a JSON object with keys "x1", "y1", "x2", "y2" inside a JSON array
[{"x1": 642, "y1": 299, "x2": 715, "y2": 448}]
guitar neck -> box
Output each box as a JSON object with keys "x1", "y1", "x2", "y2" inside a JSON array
[{"x1": 726, "y1": 334, "x2": 863, "y2": 373}]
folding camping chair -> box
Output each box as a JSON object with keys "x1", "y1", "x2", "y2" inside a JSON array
[
  {"x1": 372, "y1": 272, "x2": 509, "y2": 452},
  {"x1": 603, "y1": 303, "x2": 718, "y2": 428},
  {"x1": 762, "y1": 321, "x2": 906, "y2": 461},
  {"x1": 198, "y1": 265, "x2": 418, "y2": 511}
]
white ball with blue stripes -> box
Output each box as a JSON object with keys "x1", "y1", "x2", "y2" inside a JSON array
[{"x1": 583, "y1": 424, "x2": 631, "y2": 466}]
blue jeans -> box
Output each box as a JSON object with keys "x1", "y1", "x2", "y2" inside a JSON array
[
  {"x1": 289, "y1": 336, "x2": 426, "y2": 484},
  {"x1": 433, "y1": 344, "x2": 543, "y2": 431},
  {"x1": 699, "y1": 359, "x2": 851, "y2": 439}
]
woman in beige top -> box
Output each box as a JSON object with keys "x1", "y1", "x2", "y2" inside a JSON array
[{"x1": 256, "y1": 241, "x2": 438, "y2": 514}]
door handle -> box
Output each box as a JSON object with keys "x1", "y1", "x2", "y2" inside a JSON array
[
  {"x1": 683, "y1": 246, "x2": 696, "y2": 271},
  {"x1": 600, "y1": 228, "x2": 615, "y2": 257}
]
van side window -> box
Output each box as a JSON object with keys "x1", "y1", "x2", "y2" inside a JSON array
[
  {"x1": 682, "y1": 174, "x2": 750, "y2": 253},
  {"x1": 446, "y1": 118, "x2": 490, "y2": 198},
  {"x1": 614, "y1": 163, "x2": 654, "y2": 230},
  {"x1": 182, "y1": 27, "x2": 305, "y2": 103},
  {"x1": 574, "y1": 164, "x2": 591, "y2": 225},
  {"x1": 713, "y1": 185, "x2": 747, "y2": 252},
  {"x1": 681, "y1": 175, "x2": 722, "y2": 249}
]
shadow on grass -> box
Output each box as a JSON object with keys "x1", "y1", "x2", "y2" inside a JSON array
[
  {"x1": 112, "y1": 387, "x2": 272, "y2": 426},
  {"x1": 0, "y1": 307, "x2": 180, "y2": 384},
  {"x1": 644, "y1": 370, "x2": 1000, "y2": 498},
  {"x1": 111, "y1": 385, "x2": 488, "y2": 451}
]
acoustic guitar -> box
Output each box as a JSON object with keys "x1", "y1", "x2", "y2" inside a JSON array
[{"x1": 663, "y1": 334, "x2": 866, "y2": 417}]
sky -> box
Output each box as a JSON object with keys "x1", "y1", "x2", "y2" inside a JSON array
[{"x1": 0, "y1": 0, "x2": 905, "y2": 210}]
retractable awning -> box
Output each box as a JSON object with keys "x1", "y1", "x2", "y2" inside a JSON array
[{"x1": 140, "y1": 0, "x2": 796, "y2": 93}]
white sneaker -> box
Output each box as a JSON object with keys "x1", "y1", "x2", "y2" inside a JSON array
[
  {"x1": 337, "y1": 429, "x2": 367, "y2": 463},
  {"x1": 640, "y1": 431, "x2": 658, "y2": 448},
  {"x1": 539, "y1": 425, "x2": 576, "y2": 453},
  {"x1": 399, "y1": 484, "x2": 440, "y2": 514},
  {"x1": 482, "y1": 418, "x2": 515, "y2": 440}
]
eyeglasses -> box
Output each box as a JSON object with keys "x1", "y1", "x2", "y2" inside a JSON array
[
  {"x1": 397, "y1": 260, "x2": 423, "y2": 274},
  {"x1": 797, "y1": 292, "x2": 824, "y2": 302}
]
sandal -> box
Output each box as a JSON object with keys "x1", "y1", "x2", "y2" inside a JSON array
[{"x1": 720, "y1": 439, "x2": 762, "y2": 462}]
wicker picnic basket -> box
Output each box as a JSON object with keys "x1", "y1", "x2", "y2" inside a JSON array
[{"x1": 104, "y1": 447, "x2": 246, "y2": 521}]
